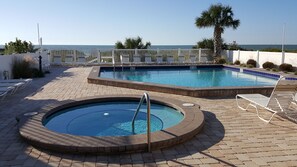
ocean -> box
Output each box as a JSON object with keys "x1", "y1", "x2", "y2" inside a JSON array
[{"x1": 1, "y1": 44, "x2": 297, "y2": 52}]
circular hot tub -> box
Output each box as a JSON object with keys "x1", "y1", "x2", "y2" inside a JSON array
[{"x1": 18, "y1": 95, "x2": 204, "y2": 154}]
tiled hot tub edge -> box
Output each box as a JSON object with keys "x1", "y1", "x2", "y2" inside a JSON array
[{"x1": 18, "y1": 95, "x2": 204, "y2": 154}]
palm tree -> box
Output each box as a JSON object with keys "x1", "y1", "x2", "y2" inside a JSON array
[
  {"x1": 115, "y1": 36, "x2": 151, "y2": 49},
  {"x1": 195, "y1": 4, "x2": 240, "y2": 58}
]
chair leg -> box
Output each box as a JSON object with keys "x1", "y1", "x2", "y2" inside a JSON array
[
  {"x1": 1, "y1": 92, "x2": 7, "y2": 101},
  {"x1": 236, "y1": 95, "x2": 276, "y2": 123},
  {"x1": 254, "y1": 105, "x2": 276, "y2": 123},
  {"x1": 236, "y1": 95, "x2": 248, "y2": 111}
]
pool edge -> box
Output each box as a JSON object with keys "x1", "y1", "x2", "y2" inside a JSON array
[{"x1": 88, "y1": 65, "x2": 277, "y2": 98}]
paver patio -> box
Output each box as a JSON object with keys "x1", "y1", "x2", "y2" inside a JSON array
[{"x1": 0, "y1": 67, "x2": 297, "y2": 167}]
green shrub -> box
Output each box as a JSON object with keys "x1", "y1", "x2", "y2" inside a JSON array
[
  {"x1": 265, "y1": 68, "x2": 270, "y2": 71},
  {"x1": 272, "y1": 68, "x2": 279, "y2": 72},
  {"x1": 246, "y1": 59, "x2": 257, "y2": 67},
  {"x1": 234, "y1": 60, "x2": 240, "y2": 65},
  {"x1": 12, "y1": 58, "x2": 32, "y2": 79},
  {"x1": 295, "y1": 71, "x2": 297, "y2": 75},
  {"x1": 12, "y1": 58, "x2": 44, "y2": 78},
  {"x1": 279, "y1": 63, "x2": 293, "y2": 72},
  {"x1": 262, "y1": 61, "x2": 275, "y2": 69},
  {"x1": 31, "y1": 68, "x2": 45, "y2": 78},
  {"x1": 215, "y1": 57, "x2": 226, "y2": 64},
  {"x1": 247, "y1": 64, "x2": 254, "y2": 68},
  {"x1": 240, "y1": 63, "x2": 246, "y2": 67}
]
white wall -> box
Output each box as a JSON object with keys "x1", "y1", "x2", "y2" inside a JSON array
[
  {"x1": 228, "y1": 50, "x2": 297, "y2": 68},
  {"x1": 0, "y1": 52, "x2": 49, "y2": 79},
  {"x1": 0, "y1": 56, "x2": 13, "y2": 79}
]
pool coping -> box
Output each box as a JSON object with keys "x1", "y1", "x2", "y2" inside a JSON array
[
  {"x1": 87, "y1": 65, "x2": 293, "y2": 98},
  {"x1": 18, "y1": 95, "x2": 204, "y2": 154}
]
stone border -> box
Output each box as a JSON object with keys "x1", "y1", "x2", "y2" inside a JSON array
[
  {"x1": 18, "y1": 95, "x2": 204, "y2": 154},
  {"x1": 88, "y1": 65, "x2": 276, "y2": 98}
]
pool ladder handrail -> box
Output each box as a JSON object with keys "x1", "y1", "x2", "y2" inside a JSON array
[{"x1": 131, "y1": 92, "x2": 151, "y2": 152}]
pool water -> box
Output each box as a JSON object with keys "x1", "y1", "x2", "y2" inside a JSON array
[
  {"x1": 44, "y1": 101, "x2": 183, "y2": 136},
  {"x1": 100, "y1": 67, "x2": 277, "y2": 87}
]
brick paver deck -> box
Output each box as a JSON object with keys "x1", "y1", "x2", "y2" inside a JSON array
[{"x1": 1, "y1": 67, "x2": 297, "y2": 167}]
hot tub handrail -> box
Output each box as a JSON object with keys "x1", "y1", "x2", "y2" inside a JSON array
[{"x1": 132, "y1": 92, "x2": 151, "y2": 152}]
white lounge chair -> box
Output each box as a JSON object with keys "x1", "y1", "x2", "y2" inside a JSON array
[
  {"x1": 236, "y1": 76, "x2": 297, "y2": 123},
  {"x1": 189, "y1": 54, "x2": 197, "y2": 63},
  {"x1": 0, "y1": 87, "x2": 14, "y2": 100},
  {"x1": 167, "y1": 55, "x2": 174, "y2": 64},
  {"x1": 145, "y1": 54, "x2": 152, "y2": 64},
  {"x1": 0, "y1": 91, "x2": 8, "y2": 101},
  {"x1": 76, "y1": 56, "x2": 86, "y2": 65},
  {"x1": 178, "y1": 55, "x2": 185, "y2": 63},
  {"x1": 65, "y1": 54, "x2": 74, "y2": 65},
  {"x1": 120, "y1": 54, "x2": 130, "y2": 64},
  {"x1": 133, "y1": 54, "x2": 141, "y2": 64},
  {"x1": 0, "y1": 79, "x2": 32, "y2": 88},
  {"x1": 0, "y1": 82, "x2": 24, "y2": 93},
  {"x1": 156, "y1": 55, "x2": 163, "y2": 64},
  {"x1": 199, "y1": 56, "x2": 213, "y2": 64},
  {"x1": 53, "y1": 55, "x2": 62, "y2": 65}
]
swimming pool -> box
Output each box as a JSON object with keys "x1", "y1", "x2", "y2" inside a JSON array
[
  {"x1": 88, "y1": 65, "x2": 281, "y2": 97},
  {"x1": 99, "y1": 66, "x2": 277, "y2": 88},
  {"x1": 44, "y1": 101, "x2": 183, "y2": 136}
]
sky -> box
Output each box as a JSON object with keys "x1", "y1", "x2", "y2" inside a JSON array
[{"x1": 1, "y1": 0, "x2": 296, "y2": 45}]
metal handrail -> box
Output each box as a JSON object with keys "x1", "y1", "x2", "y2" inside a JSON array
[{"x1": 131, "y1": 93, "x2": 151, "y2": 152}]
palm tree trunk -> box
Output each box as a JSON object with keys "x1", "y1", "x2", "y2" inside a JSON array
[{"x1": 213, "y1": 26, "x2": 222, "y2": 58}]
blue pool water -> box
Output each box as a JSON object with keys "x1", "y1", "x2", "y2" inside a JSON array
[
  {"x1": 44, "y1": 101, "x2": 183, "y2": 136},
  {"x1": 99, "y1": 67, "x2": 277, "y2": 87}
]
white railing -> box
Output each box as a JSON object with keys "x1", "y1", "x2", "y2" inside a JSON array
[{"x1": 48, "y1": 48, "x2": 213, "y2": 65}]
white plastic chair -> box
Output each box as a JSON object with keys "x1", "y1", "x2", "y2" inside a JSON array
[
  {"x1": 133, "y1": 54, "x2": 141, "y2": 64},
  {"x1": 0, "y1": 87, "x2": 14, "y2": 100},
  {"x1": 178, "y1": 55, "x2": 185, "y2": 63},
  {"x1": 53, "y1": 55, "x2": 62, "y2": 65},
  {"x1": 189, "y1": 54, "x2": 196, "y2": 63},
  {"x1": 120, "y1": 54, "x2": 130, "y2": 64},
  {"x1": 236, "y1": 76, "x2": 297, "y2": 123},
  {"x1": 156, "y1": 55, "x2": 163, "y2": 64},
  {"x1": 65, "y1": 54, "x2": 74, "y2": 65},
  {"x1": 167, "y1": 55, "x2": 174, "y2": 64},
  {"x1": 145, "y1": 54, "x2": 152, "y2": 64}
]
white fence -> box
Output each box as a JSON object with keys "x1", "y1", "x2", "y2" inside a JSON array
[
  {"x1": 49, "y1": 49, "x2": 213, "y2": 65},
  {"x1": 224, "y1": 50, "x2": 297, "y2": 68},
  {"x1": 0, "y1": 52, "x2": 50, "y2": 79},
  {"x1": 1, "y1": 49, "x2": 297, "y2": 79}
]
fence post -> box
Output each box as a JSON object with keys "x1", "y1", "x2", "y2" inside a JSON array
[
  {"x1": 226, "y1": 50, "x2": 230, "y2": 61},
  {"x1": 256, "y1": 50, "x2": 260, "y2": 68},
  {"x1": 281, "y1": 51, "x2": 285, "y2": 64},
  {"x1": 112, "y1": 50, "x2": 115, "y2": 64},
  {"x1": 135, "y1": 48, "x2": 138, "y2": 55},
  {"x1": 97, "y1": 50, "x2": 101, "y2": 63},
  {"x1": 49, "y1": 50, "x2": 53, "y2": 64},
  {"x1": 198, "y1": 48, "x2": 201, "y2": 62},
  {"x1": 73, "y1": 50, "x2": 77, "y2": 63}
]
